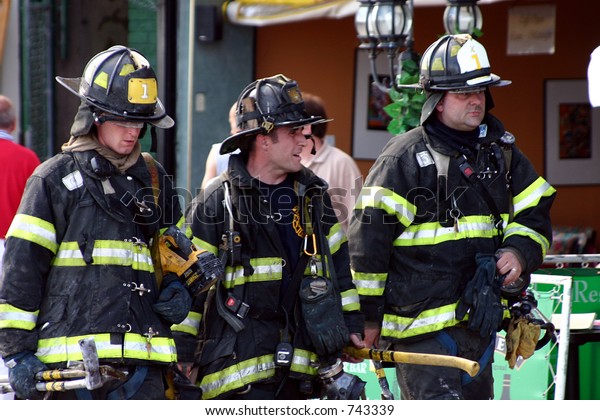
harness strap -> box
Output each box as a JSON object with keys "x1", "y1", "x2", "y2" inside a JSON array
[
  {"x1": 213, "y1": 174, "x2": 246, "y2": 332},
  {"x1": 456, "y1": 154, "x2": 505, "y2": 236},
  {"x1": 142, "y1": 152, "x2": 163, "y2": 289},
  {"x1": 434, "y1": 330, "x2": 496, "y2": 386}
]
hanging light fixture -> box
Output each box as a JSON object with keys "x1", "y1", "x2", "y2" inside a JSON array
[
  {"x1": 355, "y1": 0, "x2": 413, "y2": 93},
  {"x1": 443, "y1": 0, "x2": 483, "y2": 37}
]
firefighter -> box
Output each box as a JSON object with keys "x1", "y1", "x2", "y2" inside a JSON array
[
  {"x1": 347, "y1": 34, "x2": 556, "y2": 399},
  {"x1": 0, "y1": 46, "x2": 191, "y2": 399},
  {"x1": 181, "y1": 75, "x2": 366, "y2": 399}
]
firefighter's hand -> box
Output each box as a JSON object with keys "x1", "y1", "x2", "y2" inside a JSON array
[
  {"x1": 153, "y1": 276, "x2": 192, "y2": 325},
  {"x1": 342, "y1": 333, "x2": 366, "y2": 363},
  {"x1": 495, "y1": 249, "x2": 523, "y2": 286},
  {"x1": 363, "y1": 322, "x2": 381, "y2": 349},
  {"x1": 6, "y1": 351, "x2": 47, "y2": 400}
]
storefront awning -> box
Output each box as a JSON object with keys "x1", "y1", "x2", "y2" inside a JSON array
[{"x1": 224, "y1": 0, "x2": 507, "y2": 27}]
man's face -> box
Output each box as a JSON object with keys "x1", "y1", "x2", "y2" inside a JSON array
[
  {"x1": 96, "y1": 120, "x2": 144, "y2": 155},
  {"x1": 435, "y1": 89, "x2": 486, "y2": 131},
  {"x1": 264, "y1": 125, "x2": 309, "y2": 174}
]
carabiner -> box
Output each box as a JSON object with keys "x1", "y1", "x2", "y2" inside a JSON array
[{"x1": 303, "y1": 233, "x2": 317, "y2": 256}]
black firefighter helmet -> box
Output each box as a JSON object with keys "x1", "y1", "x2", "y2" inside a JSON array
[
  {"x1": 56, "y1": 45, "x2": 174, "y2": 129},
  {"x1": 220, "y1": 74, "x2": 324, "y2": 154}
]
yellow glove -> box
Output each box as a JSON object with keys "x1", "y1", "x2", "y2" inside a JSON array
[
  {"x1": 505, "y1": 318, "x2": 522, "y2": 369},
  {"x1": 505, "y1": 318, "x2": 541, "y2": 369},
  {"x1": 517, "y1": 319, "x2": 541, "y2": 360}
]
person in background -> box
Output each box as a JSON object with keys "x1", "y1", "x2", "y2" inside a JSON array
[
  {"x1": 347, "y1": 34, "x2": 556, "y2": 400},
  {"x1": 0, "y1": 95, "x2": 40, "y2": 260},
  {"x1": 200, "y1": 102, "x2": 239, "y2": 189},
  {"x1": 0, "y1": 46, "x2": 194, "y2": 400},
  {"x1": 0, "y1": 95, "x2": 41, "y2": 400},
  {"x1": 300, "y1": 93, "x2": 362, "y2": 232},
  {"x1": 183, "y1": 74, "x2": 365, "y2": 400}
]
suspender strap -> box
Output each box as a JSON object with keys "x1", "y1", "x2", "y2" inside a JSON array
[
  {"x1": 142, "y1": 152, "x2": 164, "y2": 289},
  {"x1": 456, "y1": 154, "x2": 505, "y2": 235},
  {"x1": 214, "y1": 175, "x2": 246, "y2": 332},
  {"x1": 280, "y1": 194, "x2": 315, "y2": 314}
]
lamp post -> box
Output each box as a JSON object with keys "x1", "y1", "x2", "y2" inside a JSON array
[
  {"x1": 355, "y1": 0, "x2": 413, "y2": 93},
  {"x1": 443, "y1": 0, "x2": 483, "y2": 37}
]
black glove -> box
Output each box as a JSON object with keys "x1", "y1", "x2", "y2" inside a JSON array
[
  {"x1": 6, "y1": 351, "x2": 47, "y2": 400},
  {"x1": 153, "y1": 276, "x2": 192, "y2": 324},
  {"x1": 456, "y1": 253, "x2": 504, "y2": 338},
  {"x1": 299, "y1": 276, "x2": 350, "y2": 357}
]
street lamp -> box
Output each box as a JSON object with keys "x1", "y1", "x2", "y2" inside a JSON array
[
  {"x1": 355, "y1": 0, "x2": 413, "y2": 93},
  {"x1": 443, "y1": 0, "x2": 483, "y2": 37}
]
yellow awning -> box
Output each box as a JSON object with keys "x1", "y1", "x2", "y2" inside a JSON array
[{"x1": 224, "y1": 0, "x2": 508, "y2": 26}]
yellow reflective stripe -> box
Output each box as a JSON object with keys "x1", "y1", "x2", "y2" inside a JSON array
[
  {"x1": 352, "y1": 270, "x2": 386, "y2": 296},
  {"x1": 513, "y1": 177, "x2": 556, "y2": 216},
  {"x1": 6, "y1": 214, "x2": 58, "y2": 254},
  {"x1": 355, "y1": 186, "x2": 415, "y2": 227},
  {"x1": 341, "y1": 288, "x2": 360, "y2": 312},
  {"x1": 394, "y1": 215, "x2": 501, "y2": 246},
  {"x1": 53, "y1": 240, "x2": 153, "y2": 271},
  {"x1": 382, "y1": 303, "x2": 460, "y2": 339},
  {"x1": 171, "y1": 311, "x2": 202, "y2": 336},
  {"x1": 326, "y1": 223, "x2": 346, "y2": 255},
  {"x1": 0, "y1": 303, "x2": 38, "y2": 330},
  {"x1": 290, "y1": 348, "x2": 318, "y2": 376},
  {"x1": 504, "y1": 222, "x2": 551, "y2": 256},
  {"x1": 37, "y1": 333, "x2": 176, "y2": 364},
  {"x1": 223, "y1": 257, "x2": 283, "y2": 288},
  {"x1": 123, "y1": 334, "x2": 177, "y2": 363},
  {"x1": 199, "y1": 355, "x2": 276, "y2": 400},
  {"x1": 191, "y1": 236, "x2": 218, "y2": 256}
]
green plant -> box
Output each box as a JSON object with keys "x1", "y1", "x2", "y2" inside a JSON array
[{"x1": 383, "y1": 55, "x2": 426, "y2": 136}]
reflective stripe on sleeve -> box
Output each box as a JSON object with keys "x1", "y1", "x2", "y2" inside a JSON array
[
  {"x1": 0, "y1": 303, "x2": 39, "y2": 330},
  {"x1": 171, "y1": 311, "x2": 202, "y2": 336},
  {"x1": 6, "y1": 214, "x2": 58, "y2": 254},
  {"x1": 352, "y1": 270, "x2": 387, "y2": 296},
  {"x1": 341, "y1": 288, "x2": 361, "y2": 312},
  {"x1": 355, "y1": 186, "x2": 415, "y2": 227},
  {"x1": 513, "y1": 177, "x2": 556, "y2": 216}
]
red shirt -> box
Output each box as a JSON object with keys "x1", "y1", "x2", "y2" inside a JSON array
[{"x1": 0, "y1": 138, "x2": 41, "y2": 238}]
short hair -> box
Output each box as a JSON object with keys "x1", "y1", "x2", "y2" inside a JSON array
[
  {"x1": 302, "y1": 93, "x2": 327, "y2": 139},
  {"x1": 0, "y1": 95, "x2": 16, "y2": 129}
]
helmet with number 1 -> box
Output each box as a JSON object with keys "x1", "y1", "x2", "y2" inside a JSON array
[
  {"x1": 418, "y1": 34, "x2": 510, "y2": 91},
  {"x1": 398, "y1": 34, "x2": 511, "y2": 124},
  {"x1": 56, "y1": 45, "x2": 174, "y2": 128},
  {"x1": 220, "y1": 74, "x2": 323, "y2": 154}
]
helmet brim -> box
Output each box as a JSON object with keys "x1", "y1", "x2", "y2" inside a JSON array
[
  {"x1": 398, "y1": 74, "x2": 511, "y2": 91},
  {"x1": 55, "y1": 76, "x2": 174, "y2": 129},
  {"x1": 220, "y1": 116, "x2": 323, "y2": 155}
]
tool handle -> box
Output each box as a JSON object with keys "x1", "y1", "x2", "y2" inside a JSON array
[
  {"x1": 344, "y1": 347, "x2": 480, "y2": 377},
  {"x1": 35, "y1": 369, "x2": 86, "y2": 381},
  {"x1": 36, "y1": 378, "x2": 88, "y2": 392}
]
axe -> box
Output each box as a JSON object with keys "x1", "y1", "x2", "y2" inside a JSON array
[{"x1": 344, "y1": 347, "x2": 480, "y2": 377}]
